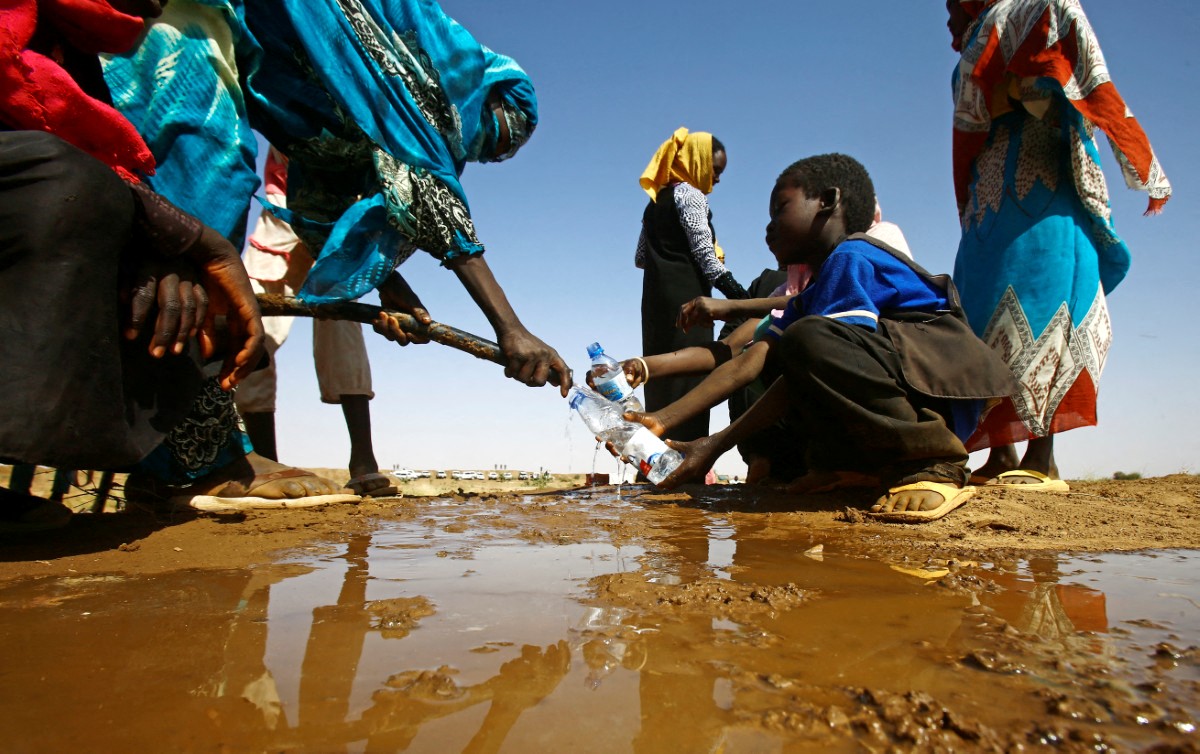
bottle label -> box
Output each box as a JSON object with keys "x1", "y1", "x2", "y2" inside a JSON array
[
  {"x1": 623, "y1": 427, "x2": 667, "y2": 477},
  {"x1": 595, "y1": 372, "x2": 633, "y2": 402}
]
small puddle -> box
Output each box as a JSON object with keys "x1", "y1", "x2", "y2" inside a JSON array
[{"x1": 0, "y1": 491, "x2": 1195, "y2": 751}]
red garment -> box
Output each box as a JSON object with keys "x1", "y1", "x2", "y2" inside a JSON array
[
  {"x1": 952, "y1": 0, "x2": 1169, "y2": 217},
  {"x1": 0, "y1": 0, "x2": 154, "y2": 180}
]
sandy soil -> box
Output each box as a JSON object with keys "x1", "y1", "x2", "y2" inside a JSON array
[{"x1": 1, "y1": 470, "x2": 1196, "y2": 582}]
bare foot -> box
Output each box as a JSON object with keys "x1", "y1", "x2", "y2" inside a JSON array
[
  {"x1": 745, "y1": 457, "x2": 772, "y2": 485},
  {"x1": 128, "y1": 452, "x2": 351, "y2": 502},
  {"x1": 970, "y1": 444, "x2": 1019, "y2": 483},
  {"x1": 204, "y1": 453, "x2": 351, "y2": 499}
]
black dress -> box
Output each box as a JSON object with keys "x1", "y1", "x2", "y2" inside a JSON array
[
  {"x1": 0, "y1": 132, "x2": 210, "y2": 469},
  {"x1": 636, "y1": 183, "x2": 746, "y2": 442}
]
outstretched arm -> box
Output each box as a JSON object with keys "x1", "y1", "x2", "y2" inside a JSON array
[
  {"x1": 449, "y1": 253, "x2": 572, "y2": 396},
  {"x1": 677, "y1": 294, "x2": 790, "y2": 331},
  {"x1": 637, "y1": 339, "x2": 771, "y2": 435},
  {"x1": 619, "y1": 317, "x2": 761, "y2": 388},
  {"x1": 655, "y1": 378, "x2": 790, "y2": 489}
]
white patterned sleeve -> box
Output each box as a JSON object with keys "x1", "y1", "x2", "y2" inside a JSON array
[
  {"x1": 673, "y1": 184, "x2": 725, "y2": 282},
  {"x1": 635, "y1": 226, "x2": 649, "y2": 269}
]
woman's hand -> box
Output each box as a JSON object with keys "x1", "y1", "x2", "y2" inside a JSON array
[
  {"x1": 123, "y1": 257, "x2": 208, "y2": 358},
  {"x1": 186, "y1": 226, "x2": 266, "y2": 390},
  {"x1": 498, "y1": 326, "x2": 572, "y2": 395},
  {"x1": 677, "y1": 296, "x2": 732, "y2": 331},
  {"x1": 373, "y1": 271, "x2": 433, "y2": 346}
]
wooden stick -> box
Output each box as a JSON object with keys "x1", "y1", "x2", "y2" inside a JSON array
[{"x1": 256, "y1": 293, "x2": 504, "y2": 366}]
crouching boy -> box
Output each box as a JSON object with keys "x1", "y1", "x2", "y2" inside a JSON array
[{"x1": 652, "y1": 154, "x2": 1015, "y2": 521}]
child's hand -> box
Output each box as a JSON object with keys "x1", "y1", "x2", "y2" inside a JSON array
[
  {"x1": 624, "y1": 410, "x2": 665, "y2": 436},
  {"x1": 653, "y1": 436, "x2": 718, "y2": 489},
  {"x1": 597, "y1": 411, "x2": 664, "y2": 461},
  {"x1": 622, "y1": 358, "x2": 648, "y2": 388},
  {"x1": 677, "y1": 296, "x2": 732, "y2": 331}
]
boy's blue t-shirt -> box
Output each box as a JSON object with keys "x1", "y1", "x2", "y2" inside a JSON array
[
  {"x1": 762, "y1": 237, "x2": 984, "y2": 443},
  {"x1": 764, "y1": 238, "x2": 947, "y2": 339}
]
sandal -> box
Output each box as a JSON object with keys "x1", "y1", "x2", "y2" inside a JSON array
[
  {"x1": 346, "y1": 472, "x2": 399, "y2": 497},
  {"x1": 867, "y1": 481, "x2": 974, "y2": 523},
  {"x1": 127, "y1": 467, "x2": 360, "y2": 512}
]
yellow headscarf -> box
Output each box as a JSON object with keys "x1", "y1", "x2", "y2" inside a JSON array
[
  {"x1": 638, "y1": 127, "x2": 725, "y2": 261},
  {"x1": 639, "y1": 127, "x2": 716, "y2": 200}
]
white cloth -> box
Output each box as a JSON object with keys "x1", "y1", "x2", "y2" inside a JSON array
[{"x1": 235, "y1": 193, "x2": 372, "y2": 412}]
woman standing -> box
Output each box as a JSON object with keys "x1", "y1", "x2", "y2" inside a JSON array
[
  {"x1": 946, "y1": 0, "x2": 1170, "y2": 489},
  {"x1": 636, "y1": 127, "x2": 747, "y2": 442}
]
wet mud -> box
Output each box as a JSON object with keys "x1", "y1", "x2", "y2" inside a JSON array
[{"x1": 0, "y1": 477, "x2": 1198, "y2": 751}]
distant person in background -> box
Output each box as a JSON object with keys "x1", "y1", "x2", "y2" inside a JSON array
[
  {"x1": 636, "y1": 127, "x2": 747, "y2": 442},
  {"x1": 236, "y1": 147, "x2": 395, "y2": 497},
  {"x1": 946, "y1": 0, "x2": 1170, "y2": 491}
]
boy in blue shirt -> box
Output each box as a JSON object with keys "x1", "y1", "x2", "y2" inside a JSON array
[{"x1": 647, "y1": 154, "x2": 1015, "y2": 521}]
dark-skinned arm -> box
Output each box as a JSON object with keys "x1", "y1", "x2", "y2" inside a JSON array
[
  {"x1": 616, "y1": 316, "x2": 762, "y2": 390},
  {"x1": 654, "y1": 378, "x2": 790, "y2": 489},
  {"x1": 677, "y1": 294, "x2": 791, "y2": 331},
  {"x1": 448, "y1": 253, "x2": 571, "y2": 395},
  {"x1": 636, "y1": 339, "x2": 772, "y2": 436}
]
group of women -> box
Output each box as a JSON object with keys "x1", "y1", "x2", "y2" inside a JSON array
[
  {"x1": 0, "y1": 0, "x2": 569, "y2": 530},
  {"x1": 632, "y1": 0, "x2": 1169, "y2": 489}
]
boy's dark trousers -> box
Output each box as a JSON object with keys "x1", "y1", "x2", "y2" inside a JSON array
[{"x1": 775, "y1": 316, "x2": 970, "y2": 487}]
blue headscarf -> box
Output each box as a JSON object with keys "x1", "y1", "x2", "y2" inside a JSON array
[{"x1": 244, "y1": 0, "x2": 538, "y2": 303}]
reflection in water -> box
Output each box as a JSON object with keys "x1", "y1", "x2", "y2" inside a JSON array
[
  {"x1": 248, "y1": 534, "x2": 573, "y2": 752},
  {"x1": 0, "y1": 493, "x2": 1195, "y2": 751}
]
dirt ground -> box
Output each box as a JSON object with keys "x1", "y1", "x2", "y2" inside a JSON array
[
  {"x1": 1, "y1": 470, "x2": 1196, "y2": 582},
  {"x1": 1, "y1": 469, "x2": 1197, "y2": 751}
]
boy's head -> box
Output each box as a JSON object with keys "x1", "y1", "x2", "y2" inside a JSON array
[{"x1": 766, "y1": 153, "x2": 875, "y2": 266}]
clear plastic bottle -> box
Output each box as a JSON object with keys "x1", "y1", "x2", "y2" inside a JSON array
[
  {"x1": 587, "y1": 342, "x2": 643, "y2": 412},
  {"x1": 568, "y1": 386, "x2": 683, "y2": 486}
]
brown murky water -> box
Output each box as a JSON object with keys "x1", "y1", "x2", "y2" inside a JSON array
[{"x1": 0, "y1": 489, "x2": 1196, "y2": 752}]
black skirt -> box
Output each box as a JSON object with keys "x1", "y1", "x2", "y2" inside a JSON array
[{"x1": 0, "y1": 132, "x2": 206, "y2": 470}]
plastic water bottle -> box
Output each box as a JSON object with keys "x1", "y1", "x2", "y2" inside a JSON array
[
  {"x1": 568, "y1": 386, "x2": 683, "y2": 486},
  {"x1": 587, "y1": 342, "x2": 643, "y2": 412}
]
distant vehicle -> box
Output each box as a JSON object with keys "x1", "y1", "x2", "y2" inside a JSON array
[
  {"x1": 517, "y1": 471, "x2": 530, "y2": 480},
  {"x1": 436, "y1": 471, "x2": 447, "y2": 479},
  {"x1": 487, "y1": 471, "x2": 499, "y2": 480},
  {"x1": 393, "y1": 470, "x2": 419, "y2": 481},
  {"x1": 502, "y1": 472, "x2": 513, "y2": 481},
  {"x1": 450, "y1": 471, "x2": 464, "y2": 480}
]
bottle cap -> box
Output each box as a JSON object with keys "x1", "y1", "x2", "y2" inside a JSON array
[{"x1": 587, "y1": 342, "x2": 603, "y2": 359}]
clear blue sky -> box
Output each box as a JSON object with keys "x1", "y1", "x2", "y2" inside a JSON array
[{"x1": 267, "y1": 1, "x2": 1199, "y2": 481}]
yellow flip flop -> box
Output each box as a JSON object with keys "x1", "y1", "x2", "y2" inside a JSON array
[
  {"x1": 985, "y1": 469, "x2": 1070, "y2": 492},
  {"x1": 866, "y1": 481, "x2": 974, "y2": 523}
]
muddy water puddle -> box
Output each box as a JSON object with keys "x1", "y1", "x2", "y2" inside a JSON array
[{"x1": 0, "y1": 490, "x2": 1196, "y2": 752}]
